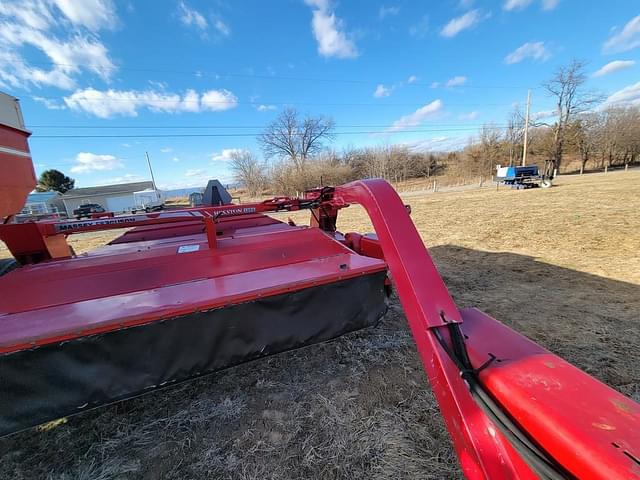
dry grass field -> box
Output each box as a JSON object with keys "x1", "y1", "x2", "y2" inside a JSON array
[{"x1": 0, "y1": 170, "x2": 638, "y2": 479}]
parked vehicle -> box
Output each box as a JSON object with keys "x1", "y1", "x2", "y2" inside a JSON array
[
  {"x1": 495, "y1": 164, "x2": 552, "y2": 189},
  {"x1": 73, "y1": 203, "x2": 106, "y2": 219},
  {"x1": 132, "y1": 189, "x2": 165, "y2": 213}
]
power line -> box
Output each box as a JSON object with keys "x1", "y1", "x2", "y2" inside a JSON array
[
  {"x1": 25, "y1": 60, "x2": 541, "y2": 90},
  {"x1": 27, "y1": 122, "x2": 506, "y2": 129},
  {"x1": 31, "y1": 126, "x2": 514, "y2": 139},
  {"x1": 32, "y1": 95, "x2": 519, "y2": 108}
]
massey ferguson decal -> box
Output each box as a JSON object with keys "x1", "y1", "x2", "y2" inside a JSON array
[{"x1": 55, "y1": 217, "x2": 137, "y2": 232}]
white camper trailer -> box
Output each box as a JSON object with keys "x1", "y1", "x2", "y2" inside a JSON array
[{"x1": 132, "y1": 189, "x2": 165, "y2": 213}]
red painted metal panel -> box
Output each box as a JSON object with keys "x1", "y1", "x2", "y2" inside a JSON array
[
  {"x1": 0, "y1": 121, "x2": 35, "y2": 219},
  {"x1": 0, "y1": 126, "x2": 30, "y2": 151},
  {"x1": 109, "y1": 213, "x2": 282, "y2": 244},
  {"x1": 0, "y1": 226, "x2": 357, "y2": 314},
  {"x1": 461, "y1": 308, "x2": 640, "y2": 480},
  {"x1": 0, "y1": 152, "x2": 35, "y2": 219},
  {"x1": 0, "y1": 252, "x2": 385, "y2": 353}
]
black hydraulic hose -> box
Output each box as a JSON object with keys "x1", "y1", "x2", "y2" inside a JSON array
[{"x1": 432, "y1": 325, "x2": 573, "y2": 480}]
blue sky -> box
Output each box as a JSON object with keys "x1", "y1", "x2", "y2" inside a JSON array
[{"x1": 1, "y1": 0, "x2": 639, "y2": 189}]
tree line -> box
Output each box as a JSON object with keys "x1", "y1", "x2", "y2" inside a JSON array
[{"x1": 232, "y1": 60, "x2": 639, "y2": 196}]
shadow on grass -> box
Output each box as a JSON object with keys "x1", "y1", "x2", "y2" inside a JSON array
[
  {"x1": 0, "y1": 246, "x2": 637, "y2": 480},
  {"x1": 430, "y1": 245, "x2": 639, "y2": 399}
]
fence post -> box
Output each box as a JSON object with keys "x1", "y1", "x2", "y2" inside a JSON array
[
  {"x1": 604, "y1": 165, "x2": 608, "y2": 175},
  {"x1": 432, "y1": 180, "x2": 437, "y2": 192},
  {"x1": 625, "y1": 164, "x2": 628, "y2": 172},
  {"x1": 479, "y1": 176, "x2": 484, "y2": 188}
]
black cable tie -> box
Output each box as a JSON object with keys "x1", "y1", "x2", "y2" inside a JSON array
[{"x1": 461, "y1": 353, "x2": 497, "y2": 379}]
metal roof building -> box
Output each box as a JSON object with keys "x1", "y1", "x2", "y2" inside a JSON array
[{"x1": 61, "y1": 181, "x2": 154, "y2": 216}]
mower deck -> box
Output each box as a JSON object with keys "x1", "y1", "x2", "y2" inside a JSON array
[{"x1": 0, "y1": 215, "x2": 388, "y2": 436}]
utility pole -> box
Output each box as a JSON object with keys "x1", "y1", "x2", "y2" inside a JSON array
[
  {"x1": 522, "y1": 89, "x2": 531, "y2": 167},
  {"x1": 145, "y1": 151, "x2": 157, "y2": 190}
]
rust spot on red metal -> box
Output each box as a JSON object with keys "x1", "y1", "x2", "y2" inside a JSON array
[
  {"x1": 592, "y1": 423, "x2": 616, "y2": 431},
  {"x1": 611, "y1": 398, "x2": 635, "y2": 415}
]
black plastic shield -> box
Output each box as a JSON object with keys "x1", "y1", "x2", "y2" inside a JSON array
[{"x1": 0, "y1": 272, "x2": 387, "y2": 437}]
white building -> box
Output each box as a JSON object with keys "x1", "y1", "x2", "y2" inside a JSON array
[{"x1": 61, "y1": 181, "x2": 154, "y2": 215}]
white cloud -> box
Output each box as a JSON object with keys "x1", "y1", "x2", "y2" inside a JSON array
[
  {"x1": 0, "y1": 1, "x2": 116, "y2": 90},
  {"x1": 603, "y1": 15, "x2": 640, "y2": 54},
  {"x1": 409, "y1": 15, "x2": 429, "y2": 38},
  {"x1": 531, "y1": 110, "x2": 556, "y2": 121},
  {"x1": 407, "y1": 75, "x2": 418, "y2": 84},
  {"x1": 441, "y1": 9, "x2": 488, "y2": 38},
  {"x1": 171, "y1": 157, "x2": 180, "y2": 163},
  {"x1": 430, "y1": 81, "x2": 440, "y2": 88},
  {"x1": 387, "y1": 99, "x2": 443, "y2": 132},
  {"x1": 171, "y1": 167, "x2": 235, "y2": 190},
  {"x1": 148, "y1": 80, "x2": 168, "y2": 90},
  {"x1": 446, "y1": 75, "x2": 467, "y2": 87},
  {"x1": 1, "y1": 0, "x2": 117, "y2": 32},
  {"x1": 503, "y1": 0, "x2": 533, "y2": 11},
  {"x1": 70, "y1": 152, "x2": 124, "y2": 174},
  {"x1": 603, "y1": 81, "x2": 640, "y2": 107},
  {"x1": 212, "y1": 18, "x2": 230, "y2": 36},
  {"x1": 541, "y1": 0, "x2": 560, "y2": 10},
  {"x1": 97, "y1": 173, "x2": 144, "y2": 185},
  {"x1": 459, "y1": 111, "x2": 479, "y2": 120},
  {"x1": 177, "y1": 1, "x2": 229, "y2": 37},
  {"x1": 379, "y1": 5, "x2": 400, "y2": 19},
  {"x1": 159, "y1": 173, "x2": 233, "y2": 191},
  {"x1": 63, "y1": 87, "x2": 238, "y2": 118},
  {"x1": 503, "y1": 0, "x2": 559, "y2": 11},
  {"x1": 160, "y1": 147, "x2": 173, "y2": 153},
  {"x1": 200, "y1": 89, "x2": 239, "y2": 111},
  {"x1": 406, "y1": 136, "x2": 453, "y2": 152},
  {"x1": 211, "y1": 148, "x2": 247, "y2": 162},
  {"x1": 256, "y1": 104, "x2": 277, "y2": 111},
  {"x1": 0, "y1": 1, "x2": 54, "y2": 31},
  {"x1": 52, "y1": 0, "x2": 117, "y2": 30},
  {"x1": 373, "y1": 84, "x2": 392, "y2": 98},
  {"x1": 178, "y1": 1, "x2": 207, "y2": 31},
  {"x1": 505, "y1": 41, "x2": 550, "y2": 64},
  {"x1": 592, "y1": 60, "x2": 635, "y2": 77},
  {"x1": 304, "y1": 0, "x2": 358, "y2": 59},
  {"x1": 32, "y1": 96, "x2": 66, "y2": 110},
  {"x1": 185, "y1": 168, "x2": 207, "y2": 177}
]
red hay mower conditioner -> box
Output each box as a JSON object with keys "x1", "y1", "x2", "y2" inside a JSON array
[{"x1": 0, "y1": 93, "x2": 638, "y2": 479}]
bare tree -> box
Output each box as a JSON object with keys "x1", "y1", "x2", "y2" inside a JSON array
[
  {"x1": 505, "y1": 106, "x2": 525, "y2": 166},
  {"x1": 229, "y1": 150, "x2": 266, "y2": 197},
  {"x1": 479, "y1": 123, "x2": 503, "y2": 173},
  {"x1": 567, "y1": 113, "x2": 602, "y2": 174},
  {"x1": 541, "y1": 60, "x2": 602, "y2": 178},
  {"x1": 602, "y1": 106, "x2": 640, "y2": 169},
  {"x1": 259, "y1": 108, "x2": 335, "y2": 170}
]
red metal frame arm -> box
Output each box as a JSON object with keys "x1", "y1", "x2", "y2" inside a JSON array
[
  {"x1": 330, "y1": 179, "x2": 640, "y2": 480},
  {"x1": 332, "y1": 179, "x2": 539, "y2": 479}
]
